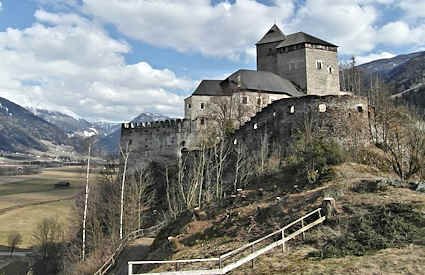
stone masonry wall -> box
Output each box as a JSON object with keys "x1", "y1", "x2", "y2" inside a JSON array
[
  {"x1": 256, "y1": 41, "x2": 280, "y2": 73},
  {"x1": 120, "y1": 119, "x2": 198, "y2": 170},
  {"x1": 276, "y1": 48, "x2": 307, "y2": 91},
  {"x1": 232, "y1": 95, "x2": 370, "y2": 151},
  {"x1": 305, "y1": 48, "x2": 340, "y2": 95}
]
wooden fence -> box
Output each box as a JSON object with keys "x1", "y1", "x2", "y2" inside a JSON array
[
  {"x1": 94, "y1": 223, "x2": 164, "y2": 275},
  {"x1": 129, "y1": 208, "x2": 325, "y2": 275}
]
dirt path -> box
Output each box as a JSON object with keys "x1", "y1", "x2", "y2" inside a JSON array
[
  {"x1": 111, "y1": 238, "x2": 154, "y2": 275},
  {"x1": 0, "y1": 194, "x2": 77, "y2": 216}
]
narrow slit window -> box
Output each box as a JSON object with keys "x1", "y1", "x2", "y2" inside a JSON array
[
  {"x1": 316, "y1": 60, "x2": 323, "y2": 70},
  {"x1": 200, "y1": 103, "x2": 205, "y2": 110},
  {"x1": 289, "y1": 105, "x2": 295, "y2": 114}
]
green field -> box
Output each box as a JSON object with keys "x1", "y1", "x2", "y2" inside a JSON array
[{"x1": 0, "y1": 166, "x2": 92, "y2": 248}]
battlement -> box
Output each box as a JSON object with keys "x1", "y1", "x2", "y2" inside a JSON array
[{"x1": 121, "y1": 119, "x2": 191, "y2": 130}]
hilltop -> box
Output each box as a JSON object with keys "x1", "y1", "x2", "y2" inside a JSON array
[{"x1": 120, "y1": 162, "x2": 425, "y2": 275}]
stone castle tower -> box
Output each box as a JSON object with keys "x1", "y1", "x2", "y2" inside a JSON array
[{"x1": 256, "y1": 25, "x2": 340, "y2": 95}]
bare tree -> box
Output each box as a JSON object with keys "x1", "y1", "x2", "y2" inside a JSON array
[
  {"x1": 383, "y1": 119, "x2": 425, "y2": 181},
  {"x1": 8, "y1": 231, "x2": 22, "y2": 257},
  {"x1": 82, "y1": 144, "x2": 91, "y2": 261},
  {"x1": 119, "y1": 140, "x2": 131, "y2": 239}
]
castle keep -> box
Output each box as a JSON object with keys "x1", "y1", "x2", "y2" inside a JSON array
[{"x1": 121, "y1": 25, "x2": 369, "y2": 166}]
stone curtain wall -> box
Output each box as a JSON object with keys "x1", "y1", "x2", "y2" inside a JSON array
[{"x1": 233, "y1": 95, "x2": 370, "y2": 151}]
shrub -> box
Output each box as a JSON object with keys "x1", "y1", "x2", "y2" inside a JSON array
[
  {"x1": 285, "y1": 137, "x2": 346, "y2": 185},
  {"x1": 309, "y1": 203, "x2": 425, "y2": 258}
]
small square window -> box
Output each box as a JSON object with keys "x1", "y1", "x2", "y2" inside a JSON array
[
  {"x1": 257, "y1": 98, "x2": 262, "y2": 105},
  {"x1": 200, "y1": 118, "x2": 205, "y2": 125},
  {"x1": 242, "y1": 96, "x2": 248, "y2": 104},
  {"x1": 200, "y1": 103, "x2": 205, "y2": 110},
  {"x1": 188, "y1": 103, "x2": 191, "y2": 109}
]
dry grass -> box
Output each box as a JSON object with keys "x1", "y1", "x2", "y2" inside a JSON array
[
  {"x1": 0, "y1": 200, "x2": 74, "y2": 248},
  {"x1": 142, "y1": 162, "x2": 425, "y2": 275},
  {"x1": 230, "y1": 244, "x2": 425, "y2": 274},
  {"x1": 0, "y1": 167, "x2": 87, "y2": 248}
]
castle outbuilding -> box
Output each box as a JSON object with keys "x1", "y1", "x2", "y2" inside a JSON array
[{"x1": 121, "y1": 25, "x2": 369, "y2": 167}]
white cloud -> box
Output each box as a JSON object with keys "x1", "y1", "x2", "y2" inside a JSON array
[
  {"x1": 357, "y1": 0, "x2": 395, "y2": 4},
  {"x1": 377, "y1": 21, "x2": 425, "y2": 47},
  {"x1": 81, "y1": 0, "x2": 295, "y2": 59},
  {"x1": 356, "y1": 51, "x2": 396, "y2": 64},
  {"x1": 0, "y1": 1, "x2": 2, "y2": 11},
  {"x1": 289, "y1": 0, "x2": 378, "y2": 55},
  {"x1": 397, "y1": 0, "x2": 425, "y2": 18},
  {"x1": 0, "y1": 10, "x2": 195, "y2": 122}
]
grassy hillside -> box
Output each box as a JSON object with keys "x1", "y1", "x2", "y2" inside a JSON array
[{"x1": 132, "y1": 163, "x2": 425, "y2": 274}]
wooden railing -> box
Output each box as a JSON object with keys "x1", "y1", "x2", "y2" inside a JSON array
[
  {"x1": 129, "y1": 208, "x2": 325, "y2": 275},
  {"x1": 94, "y1": 223, "x2": 164, "y2": 275}
]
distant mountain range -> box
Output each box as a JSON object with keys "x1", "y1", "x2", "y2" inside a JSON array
[
  {"x1": 356, "y1": 51, "x2": 425, "y2": 109},
  {"x1": 0, "y1": 97, "x2": 69, "y2": 153},
  {"x1": 0, "y1": 96, "x2": 170, "y2": 155},
  {"x1": 357, "y1": 51, "x2": 425, "y2": 94},
  {"x1": 28, "y1": 108, "x2": 121, "y2": 138}
]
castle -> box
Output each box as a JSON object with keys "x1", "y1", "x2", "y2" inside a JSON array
[{"x1": 121, "y1": 25, "x2": 369, "y2": 166}]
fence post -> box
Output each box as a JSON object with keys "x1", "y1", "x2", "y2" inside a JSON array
[
  {"x1": 219, "y1": 255, "x2": 222, "y2": 269},
  {"x1": 176, "y1": 262, "x2": 179, "y2": 271},
  {"x1": 251, "y1": 245, "x2": 254, "y2": 268},
  {"x1": 128, "y1": 263, "x2": 132, "y2": 275},
  {"x1": 281, "y1": 230, "x2": 285, "y2": 253},
  {"x1": 301, "y1": 219, "x2": 305, "y2": 240}
]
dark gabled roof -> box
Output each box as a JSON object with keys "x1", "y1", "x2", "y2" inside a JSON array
[
  {"x1": 192, "y1": 80, "x2": 228, "y2": 96},
  {"x1": 228, "y1": 70, "x2": 303, "y2": 97},
  {"x1": 276, "y1": 32, "x2": 337, "y2": 48},
  {"x1": 256, "y1": 24, "x2": 286, "y2": 45}
]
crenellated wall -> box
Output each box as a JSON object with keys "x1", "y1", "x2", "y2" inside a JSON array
[{"x1": 120, "y1": 119, "x2": 199, "y2": 169}]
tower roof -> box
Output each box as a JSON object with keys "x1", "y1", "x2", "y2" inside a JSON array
[
  {"x1": 192, "y1": 80, "x2": 228, "y2": 96},
  {"x1": 276, "y1": 32, "x2": 337, "y2": 48},
  {"x1": 256, "y1": 24, "x2": 286, "y2": 45}
]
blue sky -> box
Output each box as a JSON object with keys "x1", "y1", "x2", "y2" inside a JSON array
[{"x1": 0, "y1": 0, "x2": 424, "y2": 121}]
